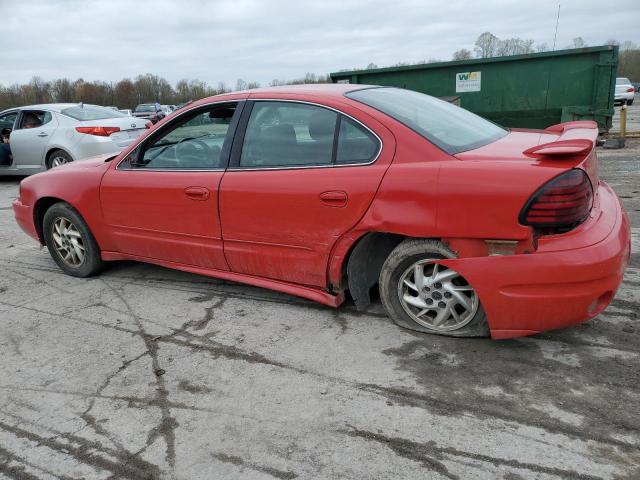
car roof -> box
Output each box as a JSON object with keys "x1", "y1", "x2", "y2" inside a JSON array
[
  {"x1": 183, "y1": 83, "x2": 379, "y2": 110},
  {"x1": 0, "y1": 103, "x2": 104, "y2": 113}
]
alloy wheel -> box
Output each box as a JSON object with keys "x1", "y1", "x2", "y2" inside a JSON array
[
  {"x1": 51, "y1": 155, "x2": 69, "y2": 168},
  {"x1": 397, "y1": 259, "x2": 479, "y2": 332},
  {"x1": 51, "y1": 217, "x2": 85, "y2": 267}
]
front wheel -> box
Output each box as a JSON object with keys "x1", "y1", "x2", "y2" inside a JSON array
[
  {"x1": 43, "y1": 202, "x2": 104, "y2": 277},
  {"x1": 379, "y1": 239, "x2": 488, "y2": 337}
]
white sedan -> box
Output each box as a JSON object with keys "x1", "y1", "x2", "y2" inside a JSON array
[
  {"x1": 0, "y1": 103, "x2": 149, "y2": 176},
  {"x1": 615, "y1": 77, "x2": 635, "y2": 105}
]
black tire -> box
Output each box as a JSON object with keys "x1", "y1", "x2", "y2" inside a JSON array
[
  {"x1": 46, "y1": 149, "x2": 73, "y2": 169},
  {"x1": 43, "y1": 202, "x2": 104, "y2": 277},
  {"x1": 379, "y1": 239, "x2": 489, "y2": 337},
  {"x1": 628, "y1": 99, "x2": 634, "y2": 106}
]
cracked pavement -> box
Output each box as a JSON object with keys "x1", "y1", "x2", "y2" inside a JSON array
[{"x1": 0, "y1": 141, "x2": 639, "y2": 479}]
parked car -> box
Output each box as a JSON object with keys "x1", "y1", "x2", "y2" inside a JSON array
[
  {"x1": 615, "y1": 77, "x2": 635, "y2": 105},
  {"x1": 160, "y1": 105, "x2": 174, "y2": 117},
  {"x1": 132, "y1": 102, "x2": 165, "y2": 123},
  {"x1": 13, "y1": 85, "x2": 630, "y2": 339},
  {"x1": 0, "y1": 103, "x2": 149, "y2": 176},
  {"x1": 632, "y1": 82, "x2": 640, "y2": 93}
]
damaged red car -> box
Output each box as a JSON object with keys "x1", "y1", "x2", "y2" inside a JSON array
[{"x1": 13, "y1": 85, "x2": 631, "y2": 339}]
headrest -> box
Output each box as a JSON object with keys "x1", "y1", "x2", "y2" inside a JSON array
[
  {"x1": 263, "y1": 124, "x2": 296, "y2": 146},
  {"x1": 308, "y1": 110, "x2": 336, "y2": 140}
]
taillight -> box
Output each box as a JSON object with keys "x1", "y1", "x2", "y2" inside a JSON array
[
  {"x1": 520, "y1": 169, "x2": 593, "y2": 233},
  {"x1": 627, "y1": 87, "x2": 635, "y2": 93},
  {"x1": 75, "y1": 126, "x2": 121, "y2": 136}
]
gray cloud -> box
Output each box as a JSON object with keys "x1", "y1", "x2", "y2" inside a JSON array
[{"x1": 3, "y1": 0, "x2": 638, "y2": 86}]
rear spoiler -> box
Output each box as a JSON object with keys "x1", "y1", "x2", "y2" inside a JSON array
[{"x1": 523, "y1": 121, "x2": 598, "y2": 157}]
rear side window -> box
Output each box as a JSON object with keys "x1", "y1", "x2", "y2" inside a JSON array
[
  {"x1": 240, "y1": 102, "x2": 337, "y2": 167},
  {"x1": 19, "y1": 110, "x2": 52, "y2": 129},
  {"x1": 62, "y1": 105, "x2": 124, "y2": 120},
  {"x1": 336, "y1": 117, "x2": 379, "y2": 164},
  {"x1": 239, "y1": 101, "x2": 380, "y2": 168}
]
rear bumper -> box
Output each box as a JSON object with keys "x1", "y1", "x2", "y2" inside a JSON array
[
  {"x1": 12, "y1": 198, "x2": 39, "y2": 242},
  {"x1": 439, "y1": 182, "x2": 631, "y2": 339}
]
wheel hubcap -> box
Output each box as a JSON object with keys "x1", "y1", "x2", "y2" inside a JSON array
[
  {"x1": 51, "y1": 217, "x2": 85, "y2": 267},
  {"x1": 51, "y1": 156, "x2": 68, "y2": 168},
  {"x1": 398, "y1": 259, "x2": 479, "y2": 332}
]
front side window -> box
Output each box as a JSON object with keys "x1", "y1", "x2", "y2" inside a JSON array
[
  {"x1": 346, "y1": 87, "x2": 506, "y2": 154},
  {"x1": 62, "y1": 105, "x2": 124, "y2": 121},
  {"x1": 124, "y1": 104, "x2": 237, "y2": 170},
  {"x1": 0, "y1": 112, "x2": 18, "y2": 131},
  {"x1": 240, "y1": 102, "x2": 338, "y2": 167}
]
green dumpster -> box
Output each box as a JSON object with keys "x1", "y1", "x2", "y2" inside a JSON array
[{"x1": 331, "y1": 46, "x2": 618, "y2": 131}]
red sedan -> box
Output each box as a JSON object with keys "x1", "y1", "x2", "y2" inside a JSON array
[{"x1": 13, "y1": 85, "x2": 631, "y2": 339}]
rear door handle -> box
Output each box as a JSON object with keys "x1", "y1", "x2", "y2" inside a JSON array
[
  {"x1": 184, "y1": 186, "x2": 210, "y2": 201},
  {"x1": 37, "y1": 132, "x2": 48, "y2": 137},
  {"x1": 319, "y1": 190, "x2": 348, "y2": 207}
]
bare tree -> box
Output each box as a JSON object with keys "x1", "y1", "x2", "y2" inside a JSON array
[
  {"x1": 536, "y1": 43, "x2": 549, "y2": 53},
  {"x1": 452, "y1": 49, "x2": 472, "y2": 60},
  {"x1": 568, "y1": 37, "x2": 587, "y2": 49},
  {"x1": 474, "y1": 32, "x2": 500, "y2": 58}
]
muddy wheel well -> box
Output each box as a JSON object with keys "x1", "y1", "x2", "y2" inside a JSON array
[
  {"x1": 34, "y1": 197, "x2": 64, "y2": 243},
  {"x1": 345, "y1": 232, "x2": 405, "y2": 310}
]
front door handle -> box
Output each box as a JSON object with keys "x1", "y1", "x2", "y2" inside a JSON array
[
  {"x1": 37, "y1": 132, "x2": 48, "y2": 137},
  {"x1": 319, "y1": 190, "x2": 348, "y2": 207},
  {"x1": 184, "y1": 186, "x2": 210, "y2": 201}
]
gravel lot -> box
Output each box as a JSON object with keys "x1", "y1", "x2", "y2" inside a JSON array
[
  {"x1": 611, "y1": 93, "x2": 639, "y2": 134},
  {"x1": 0, "y1": 142, "x2": 638, "y2": 480}
]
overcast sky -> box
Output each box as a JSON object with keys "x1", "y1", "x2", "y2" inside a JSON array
[{"x1": 2, "y1": 0, "x2": 639, "y2": 87}]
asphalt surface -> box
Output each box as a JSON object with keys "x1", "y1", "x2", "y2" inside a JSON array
[{"x1": 0, "y1": 142, "x2": 639, "y2": 480}]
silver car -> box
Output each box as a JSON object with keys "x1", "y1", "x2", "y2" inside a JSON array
[
  {"x1": 0, "y1": 103, "x2": 149, "y2": 176},
  {"x1": 615, "y1": 77, "x2": 635, "y2": 105}
]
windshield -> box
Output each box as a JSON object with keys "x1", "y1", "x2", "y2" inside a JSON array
[
  {"x1": 135, "y1": 104, "x2": 155, "y2": 112},
  {"x1": 61, "y1": 105, "x2": 125, "y2": 121},
  {"x1": 346, "y1": 87, "x2": 507, "y2": 154},
  {"x1": 616, "y1": 77, "x2": 631, "y2": 85}
]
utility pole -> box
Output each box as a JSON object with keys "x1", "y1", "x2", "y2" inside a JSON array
[{"x1": 552, "y1": 3, "x2": 561, "y2": 50}]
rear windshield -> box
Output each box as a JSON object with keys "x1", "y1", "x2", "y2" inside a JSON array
[
  {"x1": 346, "y1": 87, "x2": 507, "y2": 154},
  {"x1": 616, "y1": 77, "x2": 631, "y2": 85},
  {"x1": 135, "y1": 104, "x2": 155, "y2": 112},
  {"x1": 61, "y1": 105, "x2": 125, "y2": 121}
]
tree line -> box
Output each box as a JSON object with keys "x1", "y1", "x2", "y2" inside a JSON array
[
  {"x1": 0, "y1": 73, "x2": 330, "y2": 111},
  {"x1": 360, "y1": 33, "x2": 640, "y2": 82},
  {"x1": 1, "y1": 32, "x2": 638, "y2": 111}
]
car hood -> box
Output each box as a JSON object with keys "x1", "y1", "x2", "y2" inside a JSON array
[
  {"x1": 454, "y1": 129, "x2": 558, "y2": 161},
  {"x1": 55, "y1": 153, "x2": 116, "y2": 171}
]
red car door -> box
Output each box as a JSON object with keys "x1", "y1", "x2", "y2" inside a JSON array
[
  {"x1": 219, "y1": 99, "x2": 395, "y2": 288},
  {"x1": 100, "y1": 101, "x2": 243, "y2": 270}
]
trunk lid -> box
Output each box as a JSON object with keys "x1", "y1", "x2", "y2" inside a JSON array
[{"x1": 455, "y1": 121, "x2": 599, "y2": 187}]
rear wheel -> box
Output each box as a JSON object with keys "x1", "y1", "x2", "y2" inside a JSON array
[
  {"x1": 43, "y1": 202, "x2": 104, "y2": 277},
  {"x1": 628, "y1": 99, "x2": 634, "y2": 106},
  {"x1": 47, "y1": 149, "x2": 73, "y2": 169},
  {"x1": 379, "y1": 239, "x2": 488, "y2": 337}
]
